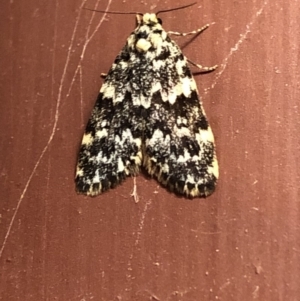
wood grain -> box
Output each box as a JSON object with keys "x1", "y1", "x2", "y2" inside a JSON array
[{"x1": 0, "y1": 0, "x2": 299, "y2": 300}]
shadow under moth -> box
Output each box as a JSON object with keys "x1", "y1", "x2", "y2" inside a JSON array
[{"x1": 75, "y1": 3, "x2": 219, "y2": 198}]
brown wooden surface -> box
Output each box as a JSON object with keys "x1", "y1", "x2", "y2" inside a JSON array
[{"x1": 1, "y1": 0, "x2": 300, "y2": 300}]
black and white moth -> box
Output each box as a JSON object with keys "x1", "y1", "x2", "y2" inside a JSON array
[{"x1": 75, "y1": 8, "x2": 218, "y2": 198}]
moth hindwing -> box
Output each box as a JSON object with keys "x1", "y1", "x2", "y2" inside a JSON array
[{"x1": 75, "y1": 13, "x2": 218, "y2": 198}]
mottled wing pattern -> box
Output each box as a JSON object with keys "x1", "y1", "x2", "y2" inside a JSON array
[
  {"x1": 143, "y1": 38, "x2": 218, "y2": 197},
  {"x1": 76, "y1": 13, "x2": 218, "y2": 198},
  {"x1": 75, "y1": 46, "x2": 143, "y2": 196}
]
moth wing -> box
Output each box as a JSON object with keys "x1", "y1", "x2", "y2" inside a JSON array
[
  {"x1": 75, "y1": 47, "x2": 142, "y2": 196},
  {"x1": 144, "y1": 54, "x2": 218, "y2": 197}
]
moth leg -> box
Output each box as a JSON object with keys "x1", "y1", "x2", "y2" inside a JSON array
[
  {"x1": 187, "y1": 59, "x2": 218, "y2": 73},
  {"x1": 169, "y1": 23, "x2": 217, "y2": 72},
  {"x1": 168, "y1": 24, "x2": 210, "y2": 37},
  {"x1": 100, "y1": 73, "x2": 107, "y2": 79}
]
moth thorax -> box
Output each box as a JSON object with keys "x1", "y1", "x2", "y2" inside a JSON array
[
  {"x1": 136, "y1": 38, "x2": 152, "y2": 52},
  {"x1": 135, "y1": 14, "x2": 163, "y2": 52}
]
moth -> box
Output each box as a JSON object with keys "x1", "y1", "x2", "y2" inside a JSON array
[{"x1": 75, "y1": 4, "x2": 219, "y2": 198}]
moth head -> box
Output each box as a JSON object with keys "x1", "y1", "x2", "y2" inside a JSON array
[{"x1": 136, "y1": 13, "x2": 162, "y2": 26}]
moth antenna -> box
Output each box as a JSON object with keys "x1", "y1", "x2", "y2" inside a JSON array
[
  {"x1": 83, "y1": 7, "x2": 143, "y2": 16},
  {"x1": 156, "y1": 2, "x2": 197, "y2": 15}
]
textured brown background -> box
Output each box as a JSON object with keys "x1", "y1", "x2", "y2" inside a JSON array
[{"x1": 1, "y1": 0, "x2": 300, "y2": 300}]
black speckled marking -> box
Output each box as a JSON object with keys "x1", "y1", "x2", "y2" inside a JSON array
[{"x1": 75, "y1": 13, "x2": 218, "y2": 198}]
